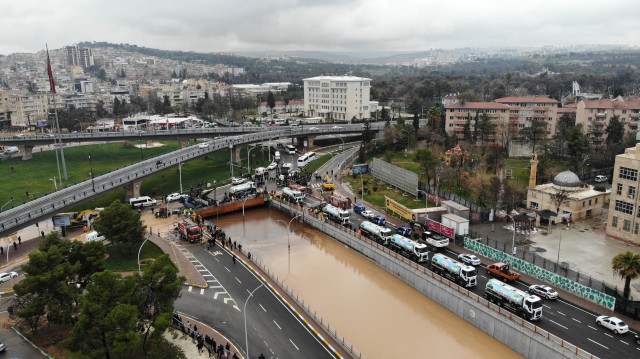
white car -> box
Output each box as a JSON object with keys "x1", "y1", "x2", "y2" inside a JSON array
[
  {"x1": 267, "y1": 162, "x2": 278, "y2": 170},
  {"x1": 596, "y1": 316, "x2": 629, "y2": 334},
  {"x1": 528, "y1": 284, "x2": 559, "y2": 299},
  {"x1": 332, "y1": 126, "x2": 342, "y2": 129},
  {"x1": 198, "y1": 142, "x2": 210, "y2": 148},
  {"x1": 166, "y1": 193, "x2": 184, "y2": 202},
  {"x1": 458, "y1": 253, "x2": 481, "y2": 266},
  {"x1": 309, "y1": 127, "x2": 319, "y2": 130},
  {"x1": 361, "y1": 210, "x2": 375, "y2": 219},
  {"x1": 282, "y1": 163, "x2": 292, "y2": 170},
  {"x1": 0, "y1": 272, "x2": 18, "y2": 283},
  {"x1": 232, "y1": 177, "x2": 246, "y2": 185},
  {"x1": 594, "y1": 175, "x2": 608, "y2": 183}
]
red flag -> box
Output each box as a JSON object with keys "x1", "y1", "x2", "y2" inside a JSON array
[{"x1": 46, "y1": 49, "x2": 56, "y2": 94}]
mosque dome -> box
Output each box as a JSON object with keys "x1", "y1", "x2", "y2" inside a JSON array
[{"x1": 553, "y1": 171, "x2": 581, "y2": 190}]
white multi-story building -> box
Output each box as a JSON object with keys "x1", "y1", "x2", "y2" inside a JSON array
[{"x1": 303, "y1": 76, "x2": 372, "y2": 121}]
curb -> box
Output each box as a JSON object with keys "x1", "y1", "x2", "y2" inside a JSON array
[
  {"x1": 184, "y1": 283, "x2": 209, "y2": 289},
  {"x1": 229, "y1": 250, "x2": 345, "y2": 358},
  {"x1": 11, "y1": 327, "x2": 54, "y2": 358},
  {"x1": 0, "y1": 290, "x2": 14, "y2": 295},
  {"x1": 176, "y1": 313, "x2": 245, "y2": 359},
  {"x1": 0, "y1": 255, "x2": 30, "y2": 270}
]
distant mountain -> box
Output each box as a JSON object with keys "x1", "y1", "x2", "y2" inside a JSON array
[{"x1": 232, "y1": 51, "x2": 412, "y2": 63}]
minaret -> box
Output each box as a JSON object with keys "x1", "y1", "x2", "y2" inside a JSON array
[{"x1": 529, "y1": 154, "x2": 538, "y2": 188}]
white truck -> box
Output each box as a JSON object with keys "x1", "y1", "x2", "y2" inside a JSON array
[
  {"x1": 359, "y1": 221, "x2": 393, "y2": 245},
  {"x1": 282, "y1": 187, "x2": 304, "y2": 203},
  {"x1": 421, "y1": 231, "x2": 450, "y2": 251},
  {"x1": 484, "y1": 279, "x2": 543, "y2": 321},
  {"x1": 430, "y1": 254, "x2": 477, "y2": 287},
  {"x1": 389, "y1": 234, "x2": 429, "y2": 262},
  {"x1": 322, "y1": 204, "x2": 350, "y2": 225},
  {"x1": 230, "y1": 181, "x2": 256, "y2": 195}
]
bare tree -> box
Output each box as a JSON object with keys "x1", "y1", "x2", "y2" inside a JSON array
[{"x1": 549, "y1": 189, "x2": 569, "y2": 213}]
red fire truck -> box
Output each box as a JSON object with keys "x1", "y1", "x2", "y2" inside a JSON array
[{"x1": 178, "y1": 219, "x2": 202, "y2": 243}]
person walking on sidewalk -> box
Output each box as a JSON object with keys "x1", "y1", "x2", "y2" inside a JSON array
[{"x1": 18, "y1": 236, "x2": 21, "y2": 245}]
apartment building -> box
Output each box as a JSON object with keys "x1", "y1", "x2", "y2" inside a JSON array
[
  {"x1": 258, "y1": 100, "x2": 304, "y2": 115},
  {"x1": 66, "y1": 45, "x2": 95, "y2": 69},
  {"x1": 0, "y1": 90, "x2": 50, "y2": 128},
  {"x1": 444, "y1": 96, "x2": 559, "y2": 145},
  {"x1": 575, "y1": 96, "x2": 640, "y2": 147},
  {"x1": 606, "y1": 144, "x2": 640, "y2": 244},
  {"x1": 303, "y1": 76, "x2": 372, "y2": 121}
]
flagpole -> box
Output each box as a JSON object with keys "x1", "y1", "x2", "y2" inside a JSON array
[{"x1": 46, "y1": 44, "x2": 68, "y2": 183}]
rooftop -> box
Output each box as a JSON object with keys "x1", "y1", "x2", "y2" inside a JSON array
[
  {"x1": 495, "y1": 96, "x2": 559, "y2": 104},
  {"x1": 303, "y1": 76, "x2": 372, "y2": 82},
  {"x1": 445, "y1": 102, "x2": 510, "y2": 110}
]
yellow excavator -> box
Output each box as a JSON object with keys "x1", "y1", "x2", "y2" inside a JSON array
[
  {"x1": 322, "y1": 174, "x2": 335, "y2": 191},
  {"x1": 72, "y1": 210, "x2": 101, "y2": 226}
]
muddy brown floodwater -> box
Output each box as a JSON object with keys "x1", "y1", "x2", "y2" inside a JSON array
[{"x1": 214, "y1": 208, "x2": 522, "y2": 359}]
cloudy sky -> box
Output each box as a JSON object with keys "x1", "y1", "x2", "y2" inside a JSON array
[{"x1": 1, "y1": 0, "x2": 639, "y2": 55}]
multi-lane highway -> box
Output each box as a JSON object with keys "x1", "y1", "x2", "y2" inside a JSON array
[{"x1": 175, "y1": 243, "x2": 337, "y2": 358}]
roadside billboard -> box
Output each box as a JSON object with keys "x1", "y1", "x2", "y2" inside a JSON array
[{"x1": 385, "y1": 196, "x2": 417, "y2": 221}]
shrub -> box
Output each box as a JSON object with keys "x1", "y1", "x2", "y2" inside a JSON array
[{"x1": 122, "y1": 140, "x2": 133, "y2": 148}]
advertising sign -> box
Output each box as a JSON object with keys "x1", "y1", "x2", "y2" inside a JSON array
[
  {"x1": 428, "y1": 219, "x2": 441, "y2": 233},
  {"x1": 441, "y1": 225, "x2": 455, "y2": 238},
  {"x1": 36, "y1": 120, "x2": 48, "y2": 127},
  {"x1": 385, "y1": 196, "x2": 416, "y2": 221},
  {"x1": 52, "y1": 214, "x2": 72, "y2": 227}
]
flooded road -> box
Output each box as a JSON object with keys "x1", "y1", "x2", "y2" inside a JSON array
[{"x1": 214, "y1": 208, "x2": 522, "y2": 359}]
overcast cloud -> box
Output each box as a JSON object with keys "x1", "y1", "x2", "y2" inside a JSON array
[{"x1": 1, "y1": 0, "x2": 639, "y2": 55}]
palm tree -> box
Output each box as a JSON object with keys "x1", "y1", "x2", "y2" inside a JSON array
[{"x1": 612, "y1": 251, "x2": 640, "y2": 298}]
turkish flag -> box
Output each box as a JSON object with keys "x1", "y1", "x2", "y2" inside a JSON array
[{"x1": 47, "y1": 49, "x2": 56, "y2": 94}]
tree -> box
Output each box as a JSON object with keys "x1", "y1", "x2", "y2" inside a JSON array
[
  {"x1": 415, "y1": 149, "x2": 439, "y2": 185},
  {"x1": 549, "y1": 189, "x2": 569, "y2": 214},
  {"x1": 64, "y1": 271, "x2": 140, "y2": 359},
  {"x1": 605, "y1": 115, "x2": 625, "y2": 159},
  {"x1": 519, "y1": 119, "x2": 547, "y2": 154},
  {"x1": 567, "y1": 124, "x2": 590, "y2": 172},
  {"x1": 112, "y1": 98, "x2": 121, "y2": 117},
  {"x1": 503, "y1": 181, "x2": 527, "y2": 212},
  {"x1": 137, "y1": 255, "x2": 185, "y2": 355},
  {"x1": 426, "y1": 105, "x2": 443, "y2": 131},
  {"x1": 612, "y1": 251, "x2": 640, "y2": 299},
  {"x1": 93, "y1": 200, "x2": 146, "y2": 253},
  {"x1": 267, "y1": 91, "x2": 276, "y2": 116},
  {"x1": 412, "y1": 113, "x2": 419, "y2": 131},
  {"x1": 463, "y1": 118, "x2": 472, "y2": 142},
  {"x1": 476, "y1": 113, "x2": 496, "y2": 144}
]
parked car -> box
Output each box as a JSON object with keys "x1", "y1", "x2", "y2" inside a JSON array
[
  {"x1": 361, "y1": 210, "x2": 375, "y2": 219},
  {"x1": 309, "y1": 127, "x2": 319, "y2": 130},
  {"x1": 353, "y1": 205, "x2": 365, "y2": 214},
  {"x1": 458, "y1": 253, "x2": 481, "y2": 266},
  {"x1": 332, "y1": 126, "x2": 342, "y2": 129},
  {"x1": 198, "y1": 142, "x2": 210, "y2": 148},
  {"x1": 596, "y1": 316, "x2": 629, "y2": 334},
  {"x1": 595, "y1": 175, "x2": 608, "y2": 183},
  {"x1": 232, "y1": 177, "x2": 246, "y2": 185},
  {"x1": 0, "y1": 272, "x2": 18, "y2": 283},
  {"x1": 528, "y1": 284, "x2": 559, "y2": 299},
  {"x1": 166, "y1": 193, "x2": 185, "y2": 202},
  {"x1": 372, "y1": 216, "x2": 386, "y2": 226},
  {"x1": 635, "y1": 334, "x2": 640, "y2": 345},
  {"x1": 267, "y1": 162, "x2": 278, "y2": 170}
]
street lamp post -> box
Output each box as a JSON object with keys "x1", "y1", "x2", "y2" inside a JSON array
[
  {"x1": 418, "y1": 189, "x2": 428, "y2": 224},
  {"x1": 510, "y1": 216, "x2": 517, "y2": 255},
  {"x1": 247, "y1": 146, "x2": 256, "y2": 175},
  {"x1": 359, "y1": 173, "x2": 364, "y2": 201},
  {"x1": 89, "y1": 152, "x2": 95, "y2": 192},
  {"x1": 1, "y1": 197, "x2": 14, "y2": 213},
  {"x1": 277, "y1": 213, "x2": 302, "y2": 250},
  {"x1": 178, "y1": 162, "x2": 184, "y2": 194},
  {"x1": 137, "y1": 236, "x2": 150, "y2": 274},
  {"x1": 244, "y1": 283, "x2": 264, "y2": 359},
  {"x1": 556, "y1": 232, "x2": 562, "y2": 268},
  {"x1": 139, "y1": 134, "x2": 144, "y2": 161},
  {"x1": 49, "y1": 177, "x2": 57, "y2": 191},
  {"x1": 229, "y1": 145, "x2": 234, "y2": 178},
  {"x1": 333, "y1": 135, "x2": 345, "y2": 150}
]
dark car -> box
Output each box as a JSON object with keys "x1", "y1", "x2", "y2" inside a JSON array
[
  {"x1": 395, "y1": 226, "x2": 412, "y2": 238},
  {"x1": 353, "y1": 205, "x2": 365, "y2": 214}
]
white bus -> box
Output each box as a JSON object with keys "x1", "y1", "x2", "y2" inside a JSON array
[
  {"x1": 296, "y1": 151, "x2": 316, "y2": 168},
  {"x1": 285, "y1": 144, "x2": 297, "y2": 155}
]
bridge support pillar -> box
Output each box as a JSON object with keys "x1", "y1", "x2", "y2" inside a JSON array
[
  {"x1": 231, "y1": 146, "x2": 242, "y2": 163},
  {"x1": 179, "y1": 140, "x2": 190, "y2": 148},
  {"x1": 17, "y1": 145, "x2": 34, "y2": 160},
  {"x1": 124, "y1": 180, "x2": 144, "y2": 201},
  {"x1": 306, "y1": 135, "x2": 316, "y2": 148}
]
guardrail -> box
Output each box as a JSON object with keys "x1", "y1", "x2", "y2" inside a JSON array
[{"x1": 271, "y1": 199, "x2": 599, "y2": 359}]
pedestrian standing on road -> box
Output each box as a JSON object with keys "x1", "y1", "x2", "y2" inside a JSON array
[
  {"x1": 233, "y1": 240, "x2": 236, "y2": 249},
  {"x1": 232, "y1": 255, "x2": 236, "y2": 264},
  {"x1": 41, "y1": 231, "x2": 45, "y2": 238},
  {"x1": 186, "y1": 321, "x2": 191, "y2": 335},
  {"x1": 354, "y1": 196, "x2": 357, "y2": 203},
  {"x1": 18, "y1": 236, "x2": 21, "y2": 245},
  {"x1": 0, "y1": 247, "x2": 3, "y2": 255},
  {"x1": 194, "y1": 324, "x2": 198, "y2": 333},
  {"x1": 13, "y1": 242, "x2": 17, "y2": 251}
]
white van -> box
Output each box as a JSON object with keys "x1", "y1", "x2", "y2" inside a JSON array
[
  {"x1": 275, "y1": 151, "x2": 281, "y2": 162},
  {"x1": 255, "y1": 167, "x2": 266, "y2": 176},
  {"x1": 85, "y1": 231, "x2": 105, "y2": 242},
  {"x1": 4, "y1": 146, "x2": 19, "y2": 155},
  {"x1": 129, "y1": 196, "x2": 157, "y2": 208}
]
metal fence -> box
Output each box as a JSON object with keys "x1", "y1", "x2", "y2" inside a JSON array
[
  {"x1": 467, "y1": 228, "x2": 616, "y2": 296},
  {"x1": 371, "y1": 158, "x2": 419, "y2": 196}
]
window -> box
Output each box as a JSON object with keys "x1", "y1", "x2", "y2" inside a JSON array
[
  {"x1": 530, "y1": 201, "x2": 539, "y2": 209},
  {"x1": 615, "y1": 200, "x2": 634, "y2": 214},
  {"x1": 630, "y1": 186, "x2": 636, "y2": 199},
  {"x1": 619, "y1": 167, "x2": 638, "y2": 181},
  {"x1": 624, "y1": 220, "x2": 631, "y2": 232},
  {"x1": 636, "y1": 223, "x2": 639, "y2": 235},
  {"x1": 612, "y1": 216, "x2": 618, "y2": 227},
  {"x1": 617, "y1": 183, "x2": 623, "y2": 195},
  {"x1": 586, "y1": 209, "x2": 592, "y2": 217}
]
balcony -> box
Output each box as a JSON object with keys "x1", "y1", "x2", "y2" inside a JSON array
[
  {"x1": 631, "y1": 113, "x2": 640, "y2": 119},
  {"x1": 596, "y1": 112, "x2": 606, "y2": 117}
]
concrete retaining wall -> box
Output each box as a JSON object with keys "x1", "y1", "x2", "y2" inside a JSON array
[{"x1": 270, "y1": 200, "x2": 597, "y2": 359}]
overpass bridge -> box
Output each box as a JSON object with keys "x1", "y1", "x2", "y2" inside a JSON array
[
  {"x1": 1, "y1": 123, "x2": 373, "y2": 160},
  {"x1": 0, "y1": 123, "x2": 386, "y2": 237}
]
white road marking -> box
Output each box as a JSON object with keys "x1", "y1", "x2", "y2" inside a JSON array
[
  {"x1": 259, "y1": 304, "x2": 267, "y2": 312},
  {"x1": 548, "y1": 319, "x2": 568, "y2": 330},
  {"x1": 557, "y1": 311, "x2": 566, "y2": 316},
  {"x1": 235, "y1": 277, "x2": 241, "y2": 283},
  {"x1": 620, "y1": 340, "x2": 629, "y2": 345},
  {"x1": 200, "y1": 288, "x2": 204, "y2": 295},
  {"x1": 557, "y1": 298, "x2": 598, "y2": 317},
  {"x1": 188, "y1": 286, "x2": 193, "y2": 292},
  {"x1": 273, "y1": 320, "x2": 281, "y2": 330},
  {"x1": 289, "y1": 339, "x2": 299, "y2": 350},
  {"x1": 572, "y1": 318, "x2": 581, "y2": 323},
  {"x1": 480, "y1": 275, "x2": 487, "y2": 279},
  {"x1": 264, "y1": 340, "x2": 269, "y2": 346},
  {"x1": 224, "y1": 266, "x2": 230, "y2": 272},
  {"x1": 587, "y1": 338, "x2": 609, "y2": 350},
  {"x1": 588, "y1": 325, "x2": 598, "y2": 331},
  {"x1": 543, "y1": 305, "x2": 551, "y2": 309},
  {"x1": 214, "y1": 257, "x2": 220, "y2": 262},
  {"x1": 270, "y1": 349, "x2": 274, "y2": 354},
  {"x1": 604, "y1": 333, "x2": 613, "y2": 338}
]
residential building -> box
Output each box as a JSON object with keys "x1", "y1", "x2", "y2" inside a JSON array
[
  {"x1": 575, "y1": 96, "x2": 640, "y2": 147},
  {"x1": 66, "y1": 45, "x2": 95, "y2": 69},
  {"x1": 303, "y1": 76, "x2": 372, "y2": 121},
  {"x1": 442, "y1": 93, "x2": 459, "y2": 106},
  {"x1": 606, "y1": 144, "x2": 640, "y2": 244},
  {"x1": 0, "y1": 90, "x2": 50, "y2": 128},
  {"x1": 444, "y1": 96, "x2": 559, "y2": 146}
]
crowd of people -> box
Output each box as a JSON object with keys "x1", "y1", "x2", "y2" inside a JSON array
[{"x1": 172, "y1": 312, "x2": 240, "y2": 358}]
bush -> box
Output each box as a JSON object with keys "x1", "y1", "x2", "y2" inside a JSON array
[
  {"x1": 123, "y1": 140, "x2": 133, "y2": 148},
  {"x1": 373, "y1": 185, "x2": 378, "y2": 192}
]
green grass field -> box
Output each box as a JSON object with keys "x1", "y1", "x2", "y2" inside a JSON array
[
  {"x1": 343, "y1": 173, "x2": 435, "y2": 214},
  {"x1": 104, "y1": 240, "x2": 166, "y2": 272},
  {"x1": 0, "y1": 141, "x2": 272, "y2": 211}
]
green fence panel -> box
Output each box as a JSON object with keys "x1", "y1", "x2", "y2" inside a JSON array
[{"x1": 464, "y1": 237, "x2": 615, "y2": 310}]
